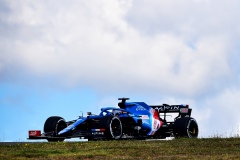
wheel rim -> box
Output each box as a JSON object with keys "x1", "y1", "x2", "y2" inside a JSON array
[
  {"x1": 110, "y1": 117, "x2": 122, "y2": 139},
  {"x1": 187, "y1": 119, "x2": 198, "y2": 138}
]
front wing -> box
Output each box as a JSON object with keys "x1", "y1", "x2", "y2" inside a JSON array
[{"x1": 28, "y1": 129, "x2": 105, "y2": 140}]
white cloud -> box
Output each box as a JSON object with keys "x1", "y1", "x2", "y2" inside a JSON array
[
  {"x1": 201, "y1": 88, "x2": 240, "y2": 137},
  {"x1": 1, "y1": 0, "x2": 238, "y2": 95}
]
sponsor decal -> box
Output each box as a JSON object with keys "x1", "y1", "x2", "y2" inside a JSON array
[
  {"x1": 154, "y1": 105, "x2": 180, "y2": 112},
  {"x1": 136, "y1": 105, "x2": 147, "y2": 111},
  {"x1": 92, "y1": 132, "x2": 104, "y2": 135},
  {"x1": 153, "y1": 119, "x2": 160, "y2": 130},
  {"x1": 180, "y1": 108, "x2": 189, "y2": 113},
  {"x1": 140, "y1": 115, "x2": 149, "y2": 119},
  {"x1": 91, "y1": 129, "x2": 105, "y2": 135},
  {"x1": 29, "y1": 130, "x2": 41, "y2": 137}
]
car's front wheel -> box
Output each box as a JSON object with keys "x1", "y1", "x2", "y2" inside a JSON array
[
  {"x1": 109, "y1": 116, "x2": 122, "y2": 139},
  {"x1": 44, "y1": 116, "x2": 67, "y2": 142},
  {"x1": 100, "y1": 116, "x2": 123, "y2": 140}
]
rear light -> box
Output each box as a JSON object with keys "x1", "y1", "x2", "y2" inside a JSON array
[{"x1": 29, "y1": 130, "x2": 41, "y2": 137}]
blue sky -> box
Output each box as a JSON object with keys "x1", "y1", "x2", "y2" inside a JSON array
[{"x1": 1, "y1": 0, "x2": 240, "y2": 141}]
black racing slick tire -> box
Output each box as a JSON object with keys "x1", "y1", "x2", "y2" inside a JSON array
[
  {"x1": 173, "y1": 117, "x2": 199, "y2": 138},
  {"x1": 100, "y1": 116, "x2": 123, "y2": 140},
  {"x1": 44, "y1": 116, "x2": 67, "y2": 142}
]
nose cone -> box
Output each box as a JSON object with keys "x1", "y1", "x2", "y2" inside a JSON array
[{"x1": 58, "y1": 118, "x2": 87, "y2": 135}]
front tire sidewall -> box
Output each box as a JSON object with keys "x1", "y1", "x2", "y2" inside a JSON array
[
  {"x1": 109, "y1": 116, "x2": 122, "y2": 139},
  {"x1": 99, "y1": 116, "x2": 123, "y2": 140},
  {"x1": 44, "y1": 116, "x2": 67, "y2": 142}
]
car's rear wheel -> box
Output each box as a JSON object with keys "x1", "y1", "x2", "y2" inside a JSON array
[
  {"x1": 173, "y1": 117, "x2": 198, "y2": 138},
  {"x1": 44, "y1": 116, "x2": 67, "y2": 142}
]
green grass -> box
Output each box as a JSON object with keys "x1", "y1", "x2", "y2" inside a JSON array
[{"x1": 1, "y1": 138, "x2": 240, "y2": 159}]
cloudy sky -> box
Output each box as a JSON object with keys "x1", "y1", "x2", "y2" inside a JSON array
[{"x1": 1, "y1": 0, "x2": 240, "y2": 141}]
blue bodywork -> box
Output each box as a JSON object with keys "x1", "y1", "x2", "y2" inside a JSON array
[{"x1": 58, "y1": 101, "x2": 162, "y2": 136}]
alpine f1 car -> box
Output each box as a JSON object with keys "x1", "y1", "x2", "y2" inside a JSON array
[{"x1": 28, "y1": 98, "x2": 199, "y2": 141}]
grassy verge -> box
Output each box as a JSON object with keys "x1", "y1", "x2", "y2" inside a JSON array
[{"x1": 1, "y1": 138, "x2": 240, "y2": 159}]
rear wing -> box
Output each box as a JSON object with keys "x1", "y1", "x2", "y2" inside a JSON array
[
  {"x1": 150, "y1": 104, "x2": 192, "y2": 119},
  {"x1": 117, "y1": 98, "x2": 192, "y2": 119}
]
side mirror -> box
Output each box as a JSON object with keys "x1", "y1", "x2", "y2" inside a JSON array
[{"x1": 87, "y1": 112, "x2": 92, "y2": 116}]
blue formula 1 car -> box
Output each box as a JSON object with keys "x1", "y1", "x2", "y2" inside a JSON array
[{"x1": 28, "y1": 98, "x2": 199, "y2": 142}]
